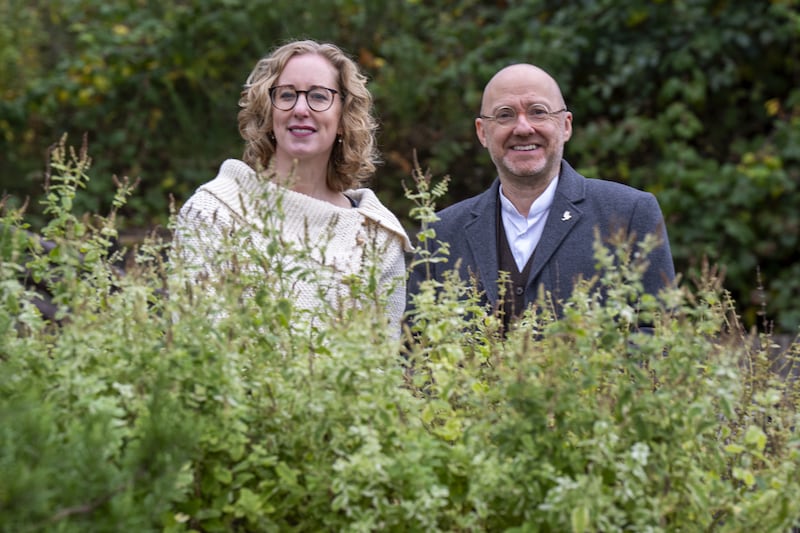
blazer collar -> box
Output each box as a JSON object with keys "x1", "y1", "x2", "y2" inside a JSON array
[
  {"x1": 464, "y1": 180, "x2": 502, "y2": 303},
  {"x1": 527, "y1": 160, "x2": 586, "y2": 285},
  {"x1": 461, "y1": 160, "x2": 587, "y2": 305}
]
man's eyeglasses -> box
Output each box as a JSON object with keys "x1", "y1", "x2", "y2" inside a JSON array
[
  {"x1": 479, "y1": 104, "x2": 567, "y2": 126},
  {"x1": 269, "y1": 85, "x2": 340, "y2": 112}
]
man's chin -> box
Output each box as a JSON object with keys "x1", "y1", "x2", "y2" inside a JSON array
[{"x1": 502, "y1": 161, "x2": 546, "y2": 180}]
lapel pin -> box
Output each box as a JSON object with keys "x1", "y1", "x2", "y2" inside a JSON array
[{"x1": 561, "y1": 210, "x2": 572, "y2": 221}]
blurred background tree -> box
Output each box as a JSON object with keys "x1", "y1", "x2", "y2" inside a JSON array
[{"x1": 1, "y1": 0, "x2": 798, "y2": 331}]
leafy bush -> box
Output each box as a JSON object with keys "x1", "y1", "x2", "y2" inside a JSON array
[
  {"x1": 3, "y1": 0, "x2": 798, "y2": 330},
  {"x1": 1, "y1": 140, "x2": 799, "y2": 531}
]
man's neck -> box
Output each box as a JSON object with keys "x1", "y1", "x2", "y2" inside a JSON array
[{"x1": 499, "y1": 175, "x2": 555, "y2": 217}]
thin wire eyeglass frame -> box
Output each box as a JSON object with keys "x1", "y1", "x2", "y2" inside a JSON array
[{"x1": 479, "y1": 105, "x2": 568, "y2": 126}]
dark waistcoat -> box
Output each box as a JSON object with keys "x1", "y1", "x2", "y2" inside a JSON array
[{"x1": 497, "y1": 204, "x2": 535, "y2": 331}]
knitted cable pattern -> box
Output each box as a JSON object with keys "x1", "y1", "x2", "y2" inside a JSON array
[{"x1": 173, "y1": 159, "x2": 411, "y2": 334}]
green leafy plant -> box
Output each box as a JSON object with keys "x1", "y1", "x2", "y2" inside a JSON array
[{"x1": 1, "y1": 140, "x2": 798, "y2": 531}]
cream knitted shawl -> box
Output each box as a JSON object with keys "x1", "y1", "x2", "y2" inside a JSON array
[{"x1": 173, "y1": 159, "x2": 412, "y2": 333}]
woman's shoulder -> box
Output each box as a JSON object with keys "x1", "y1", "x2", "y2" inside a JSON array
[
  {"x1": 177, "y1": 159, "x2": 267, "y2": 220},
  {"x1": 348, "y1": 188, "x2": 412, "y2": 251},
  {"x1": 199, "y1": 159, "x2": 262, "y2": 195}
]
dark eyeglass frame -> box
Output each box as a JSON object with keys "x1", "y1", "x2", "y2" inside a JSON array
[
  {"x1": 268, "y1": 85, "x2": 340, "y2": 112},
  {"x1": 479, "y1": 104, "x2": 568, "y2": 126}
]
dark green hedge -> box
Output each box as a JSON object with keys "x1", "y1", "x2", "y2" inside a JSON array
[{"x1": 1, "y1": 0, "x2": 798, "y2": 330}]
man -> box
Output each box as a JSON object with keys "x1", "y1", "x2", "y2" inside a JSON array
[{"x1": 407, "y1": 64, "x2": 675, "y2": 330}]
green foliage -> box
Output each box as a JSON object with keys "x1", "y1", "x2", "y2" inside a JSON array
[
  {"x1": 1, "y1": 142, "x2": 799, "y2": 531},
  {"x1": 2, "y1": 0, "x2": 797, "y2": 331}
]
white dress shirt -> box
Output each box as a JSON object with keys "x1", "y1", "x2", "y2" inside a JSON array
[{"x1": 498, "y1": 176, "x2": 559, "y2": 271}]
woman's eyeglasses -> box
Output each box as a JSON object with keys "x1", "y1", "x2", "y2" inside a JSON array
[{"x1": 269, "y1": 85, "x2": 340, "y2": 112}]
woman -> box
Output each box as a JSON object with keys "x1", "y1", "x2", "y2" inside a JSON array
[{"x1": 173, "y1": 40, "x2": 411, "y2": 333}]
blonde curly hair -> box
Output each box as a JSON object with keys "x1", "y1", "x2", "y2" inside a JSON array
[{"x1": 238, "y1": 40, "x2": 379, "y2": 191}]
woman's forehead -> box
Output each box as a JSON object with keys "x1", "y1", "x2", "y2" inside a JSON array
[{"x1": 278, "y1": 54, "x2": 338, "y2": 87}]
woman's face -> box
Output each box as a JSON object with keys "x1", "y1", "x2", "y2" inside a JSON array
[{"x1": 271, "y1": 53, "x2": 342, "y2": 173}]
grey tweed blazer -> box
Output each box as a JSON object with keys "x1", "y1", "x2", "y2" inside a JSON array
[{"x1": 407, "y1": 160, "x2": 676, "y2": 315}]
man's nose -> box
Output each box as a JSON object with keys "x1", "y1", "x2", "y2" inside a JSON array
[{"x1": 513, "y1": 112, "x2": 536, "y2": 133}]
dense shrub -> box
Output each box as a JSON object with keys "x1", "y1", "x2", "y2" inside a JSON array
[
  {"x1": 1, "y1": 0, "x2": 798, "y2": 331},
  {"x1": 1, "y1": 141, "x2": 799, "y2": 531}
]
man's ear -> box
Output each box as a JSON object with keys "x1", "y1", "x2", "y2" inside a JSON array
[
  {"x1": 475, "y1": 118, "x2": 487, "y2": 147},
  {"x1": 563, "y1": 112, "x2": 573, "y2": 143}
]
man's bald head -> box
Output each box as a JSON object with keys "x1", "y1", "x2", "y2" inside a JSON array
[{"x1": 480, "y1": 64, "x2": 566, "y2": 115}]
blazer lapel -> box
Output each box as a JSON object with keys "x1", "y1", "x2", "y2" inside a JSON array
[
  {"x1": 464, "y1": 180, "x2": 501, "y2": 304},
  {"x1": 527, "y1": 161, "x2": 586, "y2": 285}
]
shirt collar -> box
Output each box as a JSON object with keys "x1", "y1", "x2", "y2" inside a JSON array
[{"x1": 499, "y1": 175, "x2": 560, "y2": 224}]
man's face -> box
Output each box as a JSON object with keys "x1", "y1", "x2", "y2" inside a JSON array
[{"x1": 476, "y1": 65, "x2": 572, "y2": 188}]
